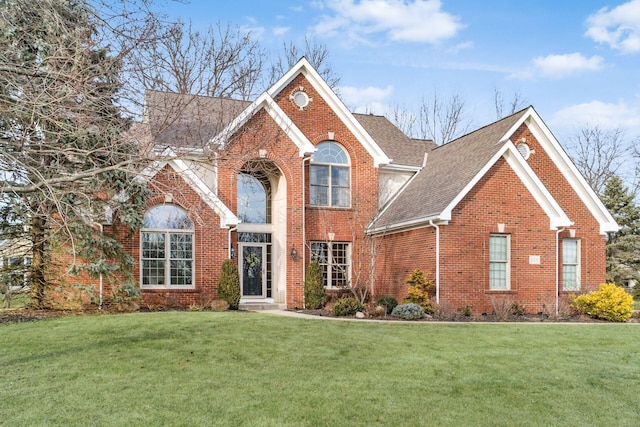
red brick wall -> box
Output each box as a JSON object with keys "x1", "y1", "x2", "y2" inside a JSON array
[
  {"x1": 511, "y1": 124, "x2": 607, "y2": 294},
  {"x1": 118, "y1": 164, "x2": 229, "y2": 308},
  {"x1": 374, "y1": 123, "x2": 607, "y2": 315}
]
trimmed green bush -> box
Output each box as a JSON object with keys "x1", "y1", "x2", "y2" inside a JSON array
[
  {"x1": 332, "y1": 297, "x2": 363, "y2": 316},
  {"x1": 571, "y1": 283, "x2": 634, "y2": 322},
  {"x1": 218, "y1": 259, "x2": 241, "y2": 310},
  {"x1": 375, "y1": 296, "x2": 398, "y2": 315},
  {"x1": 391, "y1": 303, "x2": 424, "y2": 320},
  {"x1": 304, "y1": 260, "x2": 325, "y2": 309}
]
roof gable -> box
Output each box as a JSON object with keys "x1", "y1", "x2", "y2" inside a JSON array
[
  {"x1": 138, "y1": 154, "x2": 238, "y2": 228},
  {"x1": 508, "y1": 108, "x2": 618, "y2": 234},
  {"x1": 209, "y1": 91, "x2": 315, "y2": 157},
  {"x1": 265, "y1": 57, "x2": 392, "y2": 167}
]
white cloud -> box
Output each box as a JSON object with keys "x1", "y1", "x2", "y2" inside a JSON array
[
  {"x1": 550, "y1": 100, "x2": 640, "y2": 132},
  {"x1": 273, "y1": 26, "x2": 290, "y2": 36},
  {"x1": 585, "y1": 0, "x2": 640, "y2": 54},
  {"x1": 313, "y1": 0, "x2": 464, "y2": 44},
  {"x1": 509, "y1": 53, "x2": 604, "y2": 80},
  {"x1": 339, "y1": 85, "x2": 394, "y2": 113}
]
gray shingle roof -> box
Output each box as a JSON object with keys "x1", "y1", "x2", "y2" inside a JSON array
[
  {"x1": 353, "y1": 113, "x2": 434, "y2": 167},
  {"x1": 370, "y1": 108, "x2": 529, "y2": 232},
  {"x1": 144, "y1": 90, "x2": 250, "y2": 148}
]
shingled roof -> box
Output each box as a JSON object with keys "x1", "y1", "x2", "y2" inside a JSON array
[
  {"x1": 353, "y1": 113, "x2": 434, "y2": 167},
  {"x1": 144, "y1": 90, "x2": 250, "y2": 148},
  {"x1": 369, "y1": 108, "x2": 530, "y2": 232}
]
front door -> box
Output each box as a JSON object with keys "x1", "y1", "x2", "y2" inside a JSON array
[{"x1": 240, "y1": 244, "x2": 266, "y2": 298}]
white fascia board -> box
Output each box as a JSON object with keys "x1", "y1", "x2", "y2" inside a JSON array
[
  {"x1": 268, "y1": 57, "x2": 391, "y2": 167},
  {"x1": 208, "y1": 92, "x2": 315, "y2": 157},
  {"x1": 510, "y1": 109, "x2": 619, "y2": 234},
  {"x1": 367, "y1": 216, "x2": 448, "y2": 236},
  {"x1": 441, "y1": 143, "x2": 572, "y2": 230},
  {"x1": 169, "y1": 159, "x2": 238, "y2": 228},
  {"x1": 379, "y1": 163, "x2": 421, "y2": 173}
]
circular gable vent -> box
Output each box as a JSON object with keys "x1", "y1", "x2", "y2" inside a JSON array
[
  {"x1": 292, "y1": 91, "x2": 309, "y2": 109},
  {"x1": 517, "y1": 142, "x2": 531, "y2": 160}
]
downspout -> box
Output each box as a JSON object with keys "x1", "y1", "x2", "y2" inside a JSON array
[
  {"x1": 302, "y1": 156, "x2": 311, "y2": 306},
  {"x1": 555, "y1": 227, "x2": 566, "y2": 316},
  {"x1": 91, "y1": 222, "x2": 104, "y2": 310},
  {"x1": 428, "y1": 220, "x2": 440, "y2": 304},
  {"x1": 228, "y1": 226, "x2": 237, "y2": 259}
]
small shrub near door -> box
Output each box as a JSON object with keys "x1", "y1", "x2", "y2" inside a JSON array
[
  {"x1": 218, "y1": 259, "x2": 240, "y2": 310},
  {"x1": 304, "y1": 260, "x2": 325, "y2": 309},
  {"x1": 332, "y1": 297, "x2": 363, "y2": 316},
  {"x1": 571, "y1": 283, "x2": 634, "y2": 322}
]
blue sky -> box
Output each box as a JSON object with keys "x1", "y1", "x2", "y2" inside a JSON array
[{"x1": 165, "y1": 0, "x2": 640, "y2": 142}]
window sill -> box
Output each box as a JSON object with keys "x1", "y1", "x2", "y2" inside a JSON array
[
  {"x1": 141, "y1": 287, "x2": 197, "y2": 293},
  {"x1": 485, "y1": 289, "x2": 516, "y2": 294}
]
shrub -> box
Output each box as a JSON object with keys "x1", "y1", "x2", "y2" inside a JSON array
[
  {"x1": 218, "y1": 259, "x2": 240, "y2": 310},
  {"x1": 332, "y1": 297, "x2": 363, "y2": 317},
  {"x1": 402, "y1": 269, "x2": 433, "y2": 312},
  {"x1": 110, "y1": 282, "x2": 141, "y2": 312},
  {"x1": 375, "y1": 296, "x2": 398, "y2": 315},
  {"x1": 571, "y1": 283, "x2": 634, "y2": 322},
  {"x1": 391, "y1": 303, "x2": 424, "y2": 320},
  {"x1": 304, "y1": 260, "x2": 325, "y2": 309},
  {"x1": 210, "y1": 300, "x2": 229, "y2": 312}
]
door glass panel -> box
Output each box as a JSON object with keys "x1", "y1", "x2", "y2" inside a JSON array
[{"x1": 242, "y1": 245, "x2": 263, "y2": 297}]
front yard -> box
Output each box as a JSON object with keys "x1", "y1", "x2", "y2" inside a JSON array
[{"x1": 1, "y1": 311, "x2": 639, "y2": 426}]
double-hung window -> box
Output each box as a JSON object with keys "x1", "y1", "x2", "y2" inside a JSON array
[
  {"x1": 141, "y1": 205, "x2": 194, "y2": 289},
  {"x1": 562, "y1": 239, "x2": 581, "y2": 291},
  {"x1": 489, "y1": 234, "x2": 510, "y2": 290},
  {"x1": 310, "y1": 142, "x2": 350, "y2": 207},
  {"x1": 310, "y1": 241, "x2": 351, "y2": 288}
]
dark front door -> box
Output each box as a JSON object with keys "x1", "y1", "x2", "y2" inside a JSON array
[{"x1": 240, "y1": 244, "x2": 265, "y2": 298}]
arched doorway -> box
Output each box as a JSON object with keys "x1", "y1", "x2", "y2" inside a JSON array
[{"x1": 236, "y1": 160, "x2": 286, "y2": 303}]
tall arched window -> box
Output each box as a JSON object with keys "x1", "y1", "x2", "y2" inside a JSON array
[
  {"x1": 310, "y1": 141, "x2": 350, "y2": 207},
  {"x1": 237, "y1": 171, "x2": 271, "y2": 223},
  {"x1": 141, "y1": 205, "x2": 194, "y2": 288}
]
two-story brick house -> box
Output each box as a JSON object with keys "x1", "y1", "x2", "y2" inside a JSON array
[{"x1": 108, "y1": 58, "x2": 617, "y2": 315}]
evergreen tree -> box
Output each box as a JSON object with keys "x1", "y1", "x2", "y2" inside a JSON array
[
  {"x1": 601, "y1": 175, "x2": 640, "y2": 287},
  {"x1": 0, "y1": 0, "x2": 148, "y2": 307},
  {"x1": 218, "y1": 259, "x2": 240, "y2": 310},
  {"x1": 304, "y1": 260, "x2": 325, "y2": 310}
]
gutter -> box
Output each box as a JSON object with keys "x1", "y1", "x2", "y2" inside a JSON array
[
  {"x1": 555, "y1": 227, "x2": 566, "y2": 316},
  {"x1": 428, "y1": 220, "x2": 440, "y2": 304}
]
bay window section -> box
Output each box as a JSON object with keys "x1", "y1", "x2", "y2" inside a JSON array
[
  {"x1": 310, "y1": 241, "x2": 351, "y2": 288},
  {"x1": 141, "y1": 205, "x2": 194, "y2": 288}
]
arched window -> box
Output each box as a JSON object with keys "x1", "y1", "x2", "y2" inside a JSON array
[
  {"x1": 141, "y1": 205, "x2": 194, "y2": 288},
  {"x1": 310, "y1": 141, "x2": 350, "y2": 207},
  {"x1": 237, "y1": 172, "x2": 271, "y2": 223}
]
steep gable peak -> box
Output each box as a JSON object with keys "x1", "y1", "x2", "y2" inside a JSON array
[{"x1": 266, "y1": 57, "x2": 392, "y2": 167}]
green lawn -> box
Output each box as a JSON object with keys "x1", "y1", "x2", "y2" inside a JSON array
[{"x1": 1, "y1": 312, "x2": 639, "y2": 426}]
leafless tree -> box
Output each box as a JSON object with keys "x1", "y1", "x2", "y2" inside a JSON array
[
  {"x1": 268, "y1": 36, "x2": 341, "y2": 90},
  {"x1": 567, "y1": 126, "x2": 629, "y2": 195},
  {"x1": 129, "y1": 20, "x2": 267, "y2": 101},
  {"x1": 494, "y1": 89, "x2": 528, "y2": 119}
]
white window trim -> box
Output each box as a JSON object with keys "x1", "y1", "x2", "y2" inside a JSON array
[
  {"x1": 140, "y1": 228, "x2": 195, "y2": 290},
  {"x1": 562, "y1": 238, "x2": 581, "y2": 291},
  {"x1": 310, "y1": 241, "x2": 352, "y2": 289},
  {"x1": 489, "y1": 234, "x2": 511, "y2": 290},
  {"x1": 310, "y1": 142, "x2": 351, "y2": 208}
]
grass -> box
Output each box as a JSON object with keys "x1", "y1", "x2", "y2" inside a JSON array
[{"x1": 1, "y1": 312, "x2": 640, "y2": 426}]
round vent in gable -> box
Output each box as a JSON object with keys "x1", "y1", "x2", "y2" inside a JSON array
[
  {"x1": 517, "y1": 142, "x2": 531, "y2": 160},
  {"x1": 292, "y1": 91, "x2": 309, "y2": 109}
]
